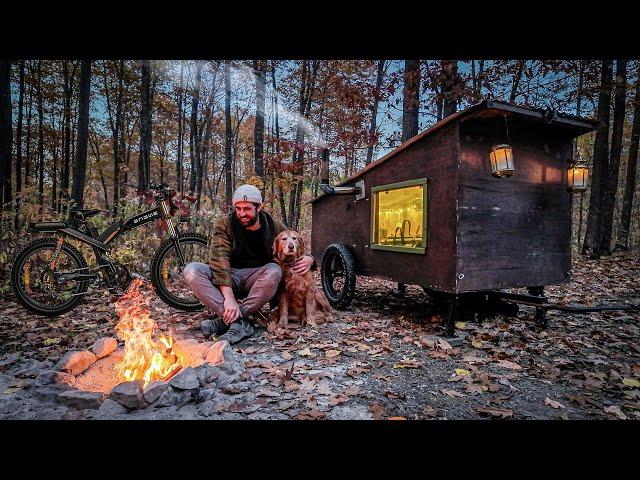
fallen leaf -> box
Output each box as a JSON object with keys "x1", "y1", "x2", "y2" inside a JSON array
[
  {"x1": 393, "y1": 359, "x2": 421, "y2": 369},
  {"x1": 471, "y1": 340, "x2": 484, "y2": 349},
  {"x1": 441, "y1": 388, "x2": 466, "y2": 398},
  {"x1": 604, "y1": 405, "x2": 628, "y2": 420},
  {"x1": 437, "y1": 338, "x2": 452, "y2": 350},
  {"x1": 384, "y1": 390, "x2": 406, "y2": 400},
  {"x1": 344, "y1": 385, "x2": 361, "y2": 396},
  {"x1": 496, "y1": 360, "x2": 523, "y2": 370},
  {"x1": 544, "y1": 397, "x2": 565, "y2": 409},
  {"x1": 297, "y1": 348, "x2": 316, "y2": 358},
  {"x1": 369, "y1": 402, "x2": 386, "y2": 420},
  {"x1": 455, "y1": 322, "x2": 466, "y2": 330},
  {"x1": 475, "y1": 407, "x2": 513, "y2": 419},
  {"x1": 256, "y1": 388, "x2": 281, "y2": 398},
  {"x1": 43, "y1": 338, "x2": 61, "y2": 346},
  {"x1": 325, "y1": 349, "x2": 341, "y2": 358},
  {"x1": 346, "y1": 367, "x2": 369, "y2": 377},
  {"x1": 466, "y1": 383, "x2": 484, "y2": 395},
  {"x1": 388, "y1": 416, "x2": 407, "y2": 420},
  {"x1": 329, "y1": 394, "x2": 350, "y2": 406},
  {"x1": 622, "y1": 378, "x2": 640, "y2": 388},
  {"x1": 281, "y1": 351, "x2": 293, "y2": 361},
  {"x1": 455, "y1": 368, "x2": 471, "y2": 376},
  {"x1": 422, "y1": 405, "x2": 437, "y2": 417}
]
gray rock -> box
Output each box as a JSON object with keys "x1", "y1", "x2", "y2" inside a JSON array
[
  {"x1": 34, "y1": 384, "x2": 74, "y2": 403},
  {"x1": 169, "y1": 367, "x2": 199, "y2": 390},
  {"x1": 110, "y1": 380, "x2": 145, "y2": 410},
  {"x1": 154, "y1": 386, "x2": 195, "y2": 408},
  {"x1": 57, "y1": 390, "x2": 105, "y2": 410},
  {"x1": 35, "y1": 369, "x2": 75, "y2": 387},
  {"x1": 143, "y1": 380, "x2": 169, "y2": 404},
  {"x1": 53, "y1": 350, "x2": 97, "y2": 376},
  {"x1": 214, "y1": 370, "x2": 239, "y2": 388},
  {"x1": 12, "y1": 359, "x2": 51, "y2": 378},
  {"x1": 195, "y1": 364, "x2": 220, "y2": 385},
  {"x1": 196, "y1": 386, "x2": 218, "y2": 403},
  {"x1": 92, "y1": 337, "x2": 117, "y2": 359},
  {"x1": 97, "y1": 399, "x2": 129, "y2": 416}
]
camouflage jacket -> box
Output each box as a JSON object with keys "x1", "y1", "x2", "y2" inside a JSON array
[{"x1": 209, "y1": 210, "x2": 286, "y2": 287}]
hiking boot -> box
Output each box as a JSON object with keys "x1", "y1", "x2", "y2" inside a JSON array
[
  {"x1": 218, "y1": 317, "x2": 255, "y2": 345},
  {"x1": 200, "y1": 317, "x2": 229, "y2": 339}
]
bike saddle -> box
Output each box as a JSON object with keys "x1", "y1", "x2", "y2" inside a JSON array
[{"x1": 71, "y1": 209, "x2": 101, "y2": 219}]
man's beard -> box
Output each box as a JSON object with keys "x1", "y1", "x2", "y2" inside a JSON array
[{"x1": 237, "y1": 212, "x2": 259, "y2": 227}]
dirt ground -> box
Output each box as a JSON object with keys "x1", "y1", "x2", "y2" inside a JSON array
[{"x1": 1, "y1": 252, "x2": 639, "y2": 420}]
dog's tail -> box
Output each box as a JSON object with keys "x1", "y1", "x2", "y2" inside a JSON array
[{"x1": 315, "y1": 290, "x2": 335, "y2": 322}]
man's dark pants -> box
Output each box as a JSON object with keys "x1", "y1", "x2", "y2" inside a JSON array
[{"x1": 183, "y1": 262, "x2": 282, "y2": 319}]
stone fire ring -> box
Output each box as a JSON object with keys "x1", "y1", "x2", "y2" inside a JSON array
[{"x1": 32, "y1": 337, "x2": 245, "y2": 415}]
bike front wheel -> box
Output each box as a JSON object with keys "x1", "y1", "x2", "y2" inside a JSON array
[
  {"x1": 11, "y1": 237, "x2": 89, "y2": 316},
  {"x1": 150, "y1": 232, "x2": 209, "y2": 311}
]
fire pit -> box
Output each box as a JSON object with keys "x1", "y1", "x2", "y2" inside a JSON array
[{"x1": 32, "y1": 280, "x2": 246, "y2": 415}]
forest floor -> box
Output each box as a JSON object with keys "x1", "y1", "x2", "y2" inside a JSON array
[{"x1": 1, "y1": 252, "x2": 639, "y2": 420}]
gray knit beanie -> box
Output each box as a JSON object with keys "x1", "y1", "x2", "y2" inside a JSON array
[{"x1": 232, "y1": 184, "x2": 263, "y2": 205}]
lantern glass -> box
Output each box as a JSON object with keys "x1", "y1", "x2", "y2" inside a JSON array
[
  {"x1": 568, "y1": 164, "x2": 589, "y2": 192},
  {"x1": 490, "y1": 144, "x2": 514, "y2": 177}
]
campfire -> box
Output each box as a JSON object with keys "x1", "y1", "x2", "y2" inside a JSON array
[{"x1": 114, "y1": 278, "x2": 183, "y2": 386}]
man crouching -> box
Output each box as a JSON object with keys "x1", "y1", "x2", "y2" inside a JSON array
[{"x1": 183, "y1": 184, "x2": 315, "y2": 344}]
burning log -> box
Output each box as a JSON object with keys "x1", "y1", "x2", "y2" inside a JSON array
[{"x1": 113, "y1": 279, "x2": 184, "y2": 387}]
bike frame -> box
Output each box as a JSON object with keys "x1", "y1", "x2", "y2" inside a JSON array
[{"x1": 28, "y1": 188, "x2": 185, "y2": 287}]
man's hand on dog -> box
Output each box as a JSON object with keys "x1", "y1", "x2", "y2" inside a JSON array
[{"x1": 292, "y1": 255, "x2": 314, "y2": 275}]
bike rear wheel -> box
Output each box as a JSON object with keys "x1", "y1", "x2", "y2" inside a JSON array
[
  {"x1": 150, "y1": 232, "x2": 209, "y2": 311},
  {"x1": 11, "y1": 238, "x2": 89, "y2": 316}
]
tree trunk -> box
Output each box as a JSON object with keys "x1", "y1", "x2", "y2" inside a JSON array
[
  {"x1": 442, "y1": 60, "x2": 459, "y2": 118},
  {"x1": 253, "y1": 60, "x2": 266, "y2": 178},
  {"x1": 401, "y1": 60, "x2": 420, "y2": 142},
  {"x1": 60, "y1": 61, "x2": 77, "y2": 213},
  {"x1": 0, "y1": 60, "x2": 12, "y2": 213},
  {"x1": 71, "y1": 60, "x2": 92, "y2": 209},
  {"x1": 138, "y1": 59, "x2": 153, "y2": 193},
  {"x1": 582, "y1": 60, "x2": 613, "y2": 257},
  {"x1": 188, "y1": 61, "x2": 203, "y2": 195},
  {"x1": 615, "y1": 70, "x2": 640, "y2": 251},
  {"x1": 224, "y1": 60, "x2": 233, "y2": 205},
  {"x1": 15, "y1": 60, "x2": 25, "y2": 228},
  {"x1": 597, "y1": 59, "x2": 627, "y2": 255},
  {"x1": 271, "y1": 62, "x2": 288, "y2": 225},
  {"x1": 289, "y1": 60, "x2": 319, "y2": 230},
  {"x1": 25, "y1": 62, "x2": 33, "y2": 188},
  {"x1": 366, "y1": 60, "x2": 385, "y2": 165},
  {"x1": 509, "y1": 60, "x2": 526, "y2": 103},
  {"x1": 37, "y1": 60, "x2": 44, "y2": 208},
  {"x1": 176, "y1": 60, "x2": 185, "y2": 195},
  {"x1": 90, "y1": 135, "x2": 109, "y2": 211},
  {"x1": 576, "y1": 59, "x2": 586, "y2": 246}
]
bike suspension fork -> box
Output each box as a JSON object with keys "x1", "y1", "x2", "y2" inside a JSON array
[{"x1": 161, "y1": 199, "x2": 186, "y2": 267}]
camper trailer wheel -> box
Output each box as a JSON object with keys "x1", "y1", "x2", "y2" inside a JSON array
[{"x1": 321, "y1": 243, "x2": 356, "y2": 309}]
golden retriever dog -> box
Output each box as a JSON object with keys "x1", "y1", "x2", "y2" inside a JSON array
[{"x1": 272, "y1": 230, "x2": 333, "y2": 327}]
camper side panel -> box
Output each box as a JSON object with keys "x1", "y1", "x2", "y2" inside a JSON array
[
  {"x1": 456, "y1": 116, "x2": 574, "y2": 292},
  {"x1": 312, "y1": 123, "x2": 459, "y2": 292}
]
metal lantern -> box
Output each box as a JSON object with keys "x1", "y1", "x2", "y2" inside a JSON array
[
  {"x1": 490, "y1": 144, "x2": 515, "y2": 177},
  {"x1": 490, "y1": 114, "x2": 515, "y2": 177},
  {"x1": 567, "y1": 160, "x2": 589, "y2": 192}
]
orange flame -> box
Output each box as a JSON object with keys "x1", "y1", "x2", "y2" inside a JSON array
[{"x1": 114, "y1": 278, "x2": 182, "y2": 387}]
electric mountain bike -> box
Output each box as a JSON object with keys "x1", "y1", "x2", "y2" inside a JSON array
[{"x1": 10, "y1": 183, "x2": 208, "y2": 316}]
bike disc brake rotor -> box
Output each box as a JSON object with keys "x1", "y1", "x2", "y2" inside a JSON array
[{"x1": 22, "y1": 248, "x2": 83, "y2": 307}]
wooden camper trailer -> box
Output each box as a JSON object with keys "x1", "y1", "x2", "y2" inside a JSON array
[{"x1": 311, "y1": 100, "x2": 599, "y2": 331}]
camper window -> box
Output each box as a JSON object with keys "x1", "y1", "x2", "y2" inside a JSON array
[{"x1": 371, "y1": 178, "x2": 427, "y2": 254}]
